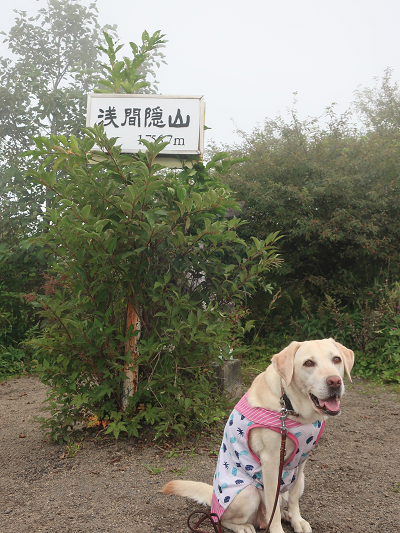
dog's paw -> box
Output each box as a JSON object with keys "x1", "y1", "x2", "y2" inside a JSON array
[{"x1": 291, "y1": 517, "x2": 312, "y2": 533}]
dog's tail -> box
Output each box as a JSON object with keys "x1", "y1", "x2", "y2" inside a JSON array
[{"x1": 161, "y1": 480, "x2": 213, "y2": 506}]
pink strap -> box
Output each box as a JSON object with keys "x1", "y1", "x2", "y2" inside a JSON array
[{"x1": 235, "y1": 392, "x2": 302, "y2": 428}]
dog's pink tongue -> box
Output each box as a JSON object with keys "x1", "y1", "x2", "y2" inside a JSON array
[{"x1": 319, "y1": 397, "x2": 340, "y2": 412}]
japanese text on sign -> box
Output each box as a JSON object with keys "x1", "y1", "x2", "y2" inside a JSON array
[{"x1": 86, "y1": 95, "x2": 204, "y2": 155}]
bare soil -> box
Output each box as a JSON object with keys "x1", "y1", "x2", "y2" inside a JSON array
[{"x1": 0, "y1": 375, "x2": 399, "y2": 533}]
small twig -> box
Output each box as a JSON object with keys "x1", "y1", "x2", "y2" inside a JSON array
[
  {"x1": 93, "y1": 426, "x2": 109, "y2": 438},
  {"x1": 146, "y1": 350, "x2": 162, "y2": 385}
]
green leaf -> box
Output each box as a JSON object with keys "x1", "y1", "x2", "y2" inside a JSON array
[
  {"x1": 191, "y1": 192, "x2": 202, "y2": 210},
  {"x1": 125, "y1": 184, "x2": 139, "y2": 202},
  {"x1": 107, "y1": 238, "x2": 118, "y2": 253},
  {"x1": 182, "y1": 197, "x2": 193, "y2": 212},
  {"x1": 174, "y1": 201, "x2": 186, "y2": 217},
  {"x1": 188, "y1": 312, "x2": 196, "y2": 326},
  {"x1": 164, "y1": 270, "x2": 171, "y2": 284},
  {"x1": 145, "y1": 180, "x2": 164, "y2": 197},
  {"x1": 177, "y1": 187, "x2": 186, "y2": 202},
  {"x1": 70, "y1": 136, "x2": 80, "y2": 154},
  {"x1": 81, "y1": 205, "x2": 91, "y2": 219},
  {"x1": 94, "y1": 219, "x2": 110, "y2": 233},
  {"x1": 184, "y1": 398, "x2": 192, "y2": 409}
]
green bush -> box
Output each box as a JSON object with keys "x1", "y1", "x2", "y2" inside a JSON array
[
  {"x1": 0, "y1": 344, "x2": 25, "y2": 377},
  {"x1": 289, "y1": 285, "x2": 400, "y2": 383},
  {"x1": 24, "y1": 127, "x2": 281, "y2": 442},
  {"x1": 220, "y1": 76, "x2": 400, "y2": 335}
]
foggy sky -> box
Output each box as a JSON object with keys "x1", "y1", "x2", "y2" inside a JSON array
[{"x1": 1, "y1": 0, "x2": 399, "y2": 147}]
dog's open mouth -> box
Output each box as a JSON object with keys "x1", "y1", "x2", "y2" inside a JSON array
[{"x1": 310, "y1": 393, "x2": 341, "y2": 416}]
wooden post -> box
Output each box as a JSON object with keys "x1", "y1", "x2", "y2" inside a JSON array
[{"x1": 122, "y1": 299, "x2": 141, "y2": 411}]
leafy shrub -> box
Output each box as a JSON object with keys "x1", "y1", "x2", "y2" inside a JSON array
[
  {"x1": 356, "y1": 313, "x2": 400, "y2": 383},
  {"x1": 0, "y1": 244, "x2": 46, "y2": 347},
  {"x1": 0, "y1": 344, "x2": 25, "y2": 377},
  {"x1": 290, "y1": 285, "x2": 400, "y2": 382},
  {"x1": 380, "y1": 325, "x2": 400, "y2": 383},
  {"x1": 24, "y1": 127, "x2": 281, "y2": 442},
  {"x1": 220, "y1": 77, "x2": 400, "y2": 337}
]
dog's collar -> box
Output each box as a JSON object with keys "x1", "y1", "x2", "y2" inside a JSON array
[{"x1": 280, "y1": 382, "x2": 298, "y2": 416}]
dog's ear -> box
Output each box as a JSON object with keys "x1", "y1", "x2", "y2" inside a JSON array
[
  {"x1": 329, "y1": 338, "x2": 354, "y2": 382},
  {"x1": 271, "y1": 341, "x2": 301, "y2": 386}
]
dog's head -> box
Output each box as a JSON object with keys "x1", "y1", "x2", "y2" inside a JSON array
[{"x1": 271, "y1": 338, "x2": 354, "y2": 417}]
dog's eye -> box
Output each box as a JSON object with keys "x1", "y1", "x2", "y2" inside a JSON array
[
  {"x1": 333, "y1": 356, "x2": 342, "y2": 364},
  {"x1": 303, "y1": 360, "x2": 315, "y2": 367}
]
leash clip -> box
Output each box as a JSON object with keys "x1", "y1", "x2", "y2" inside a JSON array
[{"x1": 279, "y1": 396, "x2": 288, "y2": 435}]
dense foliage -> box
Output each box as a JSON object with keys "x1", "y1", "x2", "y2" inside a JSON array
[
  {"x1": 220, "y1": 74, "x2": 400, "y2": 383},
  {"x1": 23, "y1": 127, "x2": 280, "y2": 442},
  {"x1": 0, "y1": 1, "x2": 106, "y2": 354},
  {"x1": 0, "y1": 1, "x2": 165, "y2": 360},
  {"x1": 225, "y1": 109, "x2": 400, "y2": 306}
]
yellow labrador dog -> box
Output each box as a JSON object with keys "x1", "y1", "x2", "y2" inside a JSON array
[{"x1": 162, "y1": 339, "x2": 354, "y2": 533}]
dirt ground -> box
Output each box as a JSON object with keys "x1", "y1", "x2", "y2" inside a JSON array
[{"x1": 0, "y1": 375, "x2": 399, "y2": 533}]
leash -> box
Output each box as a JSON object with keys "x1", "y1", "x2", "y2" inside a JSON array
[
  {"x1": 262, "y1": 395, "x2": 288, "y2": 532},
  {"x1": 187, "y1": 510, "x2": 222, "y2": 533},
  {"x1": 187, "y1": 393, "x2": 290, "y2": 533}
]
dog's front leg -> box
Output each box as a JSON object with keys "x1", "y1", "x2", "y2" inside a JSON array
[
  {"x1": 286, "y1": 461, "x2": 312, "y2": 533},
  {"x1": 259, "y1": 450, "x2": 285, "y2": 533}
]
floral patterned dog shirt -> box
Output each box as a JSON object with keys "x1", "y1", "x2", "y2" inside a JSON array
[{"x1": 211, "y1": 392, "x2": 325, "y2": 520}]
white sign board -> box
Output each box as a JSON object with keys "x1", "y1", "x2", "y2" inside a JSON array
[{"x1": 86, "y1": 94, "x2": 204, "y2": 156}]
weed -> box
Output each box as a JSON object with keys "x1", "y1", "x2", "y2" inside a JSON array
[
  {"x1": 65, "y1": 438, "x2": 82, "y2": 458},
  {"x1": 390, "y1": 482, "x2": 399, "y2": 493},
  {"x1": 167, "y1": 447, "x2": 178, "y2": 459},
  {"x1": 142, "y1": 463, "x2": 165, "y2": 475},
  {"x1": 170, "y1": 465, "x2": 189, "y2": 476},
  {"x1": 187, "y1": 448, "x2": 197, "y2": 459}
]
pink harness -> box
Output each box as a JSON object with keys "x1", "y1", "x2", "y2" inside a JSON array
[{"x1": 211, "y1": 392, "x2": 325, "y2": 520}]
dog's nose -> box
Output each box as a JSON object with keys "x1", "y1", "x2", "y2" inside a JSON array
[{"x1": 326, "y1": 375, "x2": 342, "y2": 389}]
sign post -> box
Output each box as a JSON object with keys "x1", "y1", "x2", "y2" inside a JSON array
[{"x1": 122, "y1": 299, "x2": 141, "y2": 411}]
